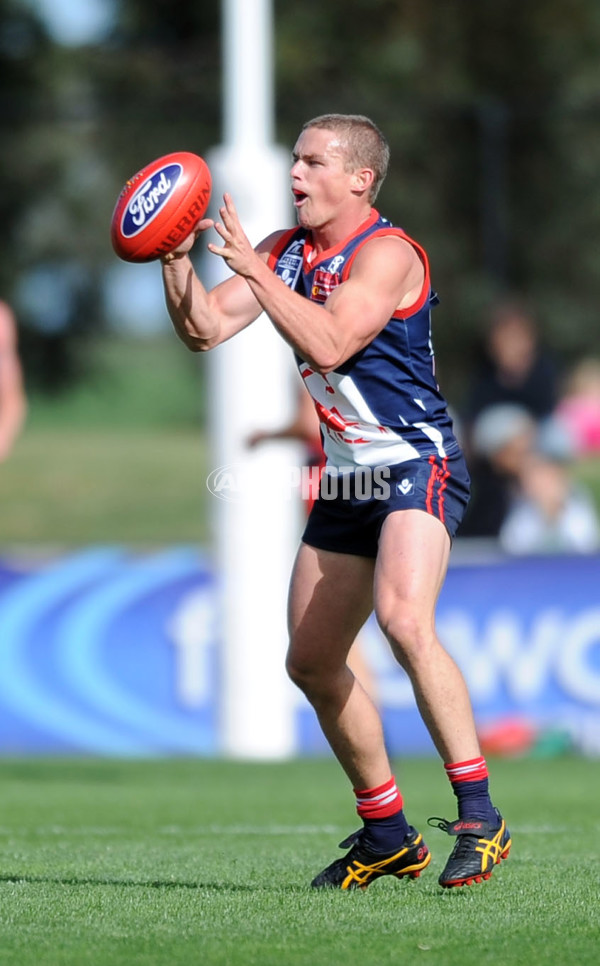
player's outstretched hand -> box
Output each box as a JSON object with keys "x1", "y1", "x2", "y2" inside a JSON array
[{"x1": 207, "y1": 194, "x2": 258, "y2": 278}]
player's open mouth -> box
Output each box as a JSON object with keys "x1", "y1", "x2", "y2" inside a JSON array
[{"x1": 292, "y1": 190, "x2": 308, "y2": 206}]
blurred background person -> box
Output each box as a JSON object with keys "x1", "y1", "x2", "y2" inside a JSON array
[
  {"x1": 461, "y1": 401, "x2": 600, "y2": 554},
  {"x1": 0, "y1": 300, "x2": 27, "y2": 464},
  {"x1": 463, "y1": 297, "x2": 561, "y2": 423},
  {"x1": 460, "y1": 298, "x2": 561, "y2": 537},
  {"x1": 461, "y1": 403, "x2": 537, "y2": 539},
  {"x1": 247, "y1": 381, "x2": 323, "y2": 510},
  {"x1": 498, "y1": 417, "x2": 600, "y2": 555},
  {"x1": 554, "y1": 357, "x2": 600, "y2": 457}
]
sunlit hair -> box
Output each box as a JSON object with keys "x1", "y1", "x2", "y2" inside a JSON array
[{"x1": 302, "y1": 114, "x2": 390, "y2": 202}]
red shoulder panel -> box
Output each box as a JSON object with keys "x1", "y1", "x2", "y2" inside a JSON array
[
  {"x1": 341, "y1": 228, "x2": 431, "y2": 320},
  {"x1": 266, "y1": 228, "x2": 301, "y2": 271}
]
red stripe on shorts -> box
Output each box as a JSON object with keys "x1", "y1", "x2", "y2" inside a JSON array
[
  {"x1": 437, "y1": 457, "x2": 449, "y2": 523},
  {"x1": 426, "y1": 455, "x2": 437, "y2": 515},
  {"x1": 426, "y1": 455, "x2": 449, "y2": 523}
]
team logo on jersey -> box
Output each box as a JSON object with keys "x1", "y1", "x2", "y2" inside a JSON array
[
  {"x1": 397, "y1": 478, "x2": 415, "y2": 496},
  {"x1": 327, "y1": 254, "x2": 345, "y2": 273},
  {"x1": 311, "y1": 268, "x2": 341, "y2": 303},
  {"x1": 276, "y1": 239, "x2": 303, "y2": 290}
]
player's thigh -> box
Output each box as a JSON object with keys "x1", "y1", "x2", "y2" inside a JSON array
[
  {"x1": 288, "y1": 541, "x2": 374, "y2": 670},
  {"x1": 373, "y1": 509, "x2": 451, "y2": 641}
]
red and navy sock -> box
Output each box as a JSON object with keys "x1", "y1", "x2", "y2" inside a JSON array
[
  {"x1": 445, "y1": 756, "x2": 496, "y2": 823},
  {"x1": 354, "y1": 776, "x2": 410, "y2": 853}
]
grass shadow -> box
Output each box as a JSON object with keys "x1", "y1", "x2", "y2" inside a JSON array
[{"x1": 0, "y1": 873, "x2": 307, "y2": 893}]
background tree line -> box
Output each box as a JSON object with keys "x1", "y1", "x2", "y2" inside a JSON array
[{"x1": 1, "y1": 0, "x2": 600, "y2": 407}]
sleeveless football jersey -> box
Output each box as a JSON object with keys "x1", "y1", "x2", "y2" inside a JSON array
[{"x1": 267, "y1": 208, "x2": 460, "y2": 469}]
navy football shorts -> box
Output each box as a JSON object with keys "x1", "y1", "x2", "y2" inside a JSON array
[{"x1": 302, "y1": 451, "x2": 471, "y2": 558}]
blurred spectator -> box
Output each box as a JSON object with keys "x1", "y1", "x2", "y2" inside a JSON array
[
  {"x1": 464, "y1": 297, "x2": 561, "y2": 422},
  {"x1": 247, "y1": 382, "x2": 323, "y2": 508},
  {"x1": 499, "y1": 417, "x2": 600, "y2": 555},
  {"x1": 555, "y1": 357, "x2": 600, "y2": 456},
  {"x1": 470, "y1": 403, "x2": 537, "y2": 477},
  {"x1": 460, "y1": 298, "x2": 561, "y2": 537},
  {"x1": 460, "y1": 403, "x2": 537, "y2": 537},
  {"x1": 0, "y1": 301, "x2": 27, "y2": 463},
  {"x1": 247, "y1": 381, "x2": 321, "y2": 454}
]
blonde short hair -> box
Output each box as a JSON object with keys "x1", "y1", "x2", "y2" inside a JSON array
[{"x1": 302, "y1": 114, "x2": 390, "y2": 202}]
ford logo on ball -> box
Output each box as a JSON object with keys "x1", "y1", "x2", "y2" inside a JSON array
[{"x1": 121, "y1": 163, "x2": 182, "y2": 237}]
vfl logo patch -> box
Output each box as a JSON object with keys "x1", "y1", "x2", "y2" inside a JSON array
[
  {"x1": 277, "y1": 239, "x2": 303, "y2": 289},
  {"x1": 121, "y1": 163, "x2": 182, "y2": 237},
  {"x1": 397, "y1": 478, "x2": 415, "y2": 496}
]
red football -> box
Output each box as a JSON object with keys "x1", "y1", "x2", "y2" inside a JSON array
[{"x1": 110, "y1": 151, "x2": 212, "y2": 262}]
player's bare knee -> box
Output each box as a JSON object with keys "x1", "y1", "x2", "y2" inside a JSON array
[
  {"x1": 285, "y1": 650, "x2": 316, "y2": 692},
  {"x1": 376, "y1": 608, "x2": 431, "y2": 665},
  {"x1": 286, "y1": 647, "x2": 341, "y2": 701},
  {"x1": 376, "y1": 605, "x2": 419, "y2": 645}
]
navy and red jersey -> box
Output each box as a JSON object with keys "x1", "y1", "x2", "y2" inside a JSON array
[{"x1": 267, "y1": 208, "x2": 461, "y2": 470}]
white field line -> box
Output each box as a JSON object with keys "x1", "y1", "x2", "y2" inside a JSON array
[
  {"x1": 0, "y1": 823, "x2": 590, "y2": 837},
  {"x1": 0, "y1": 824, "x2": 342, "y2": 837}
]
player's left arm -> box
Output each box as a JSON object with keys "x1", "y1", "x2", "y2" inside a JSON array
[
  {"x1": 210, "y1": 194, "x2": 424, "y2": 373},
  {"x1": 0, "y1": 302, "x2": 27, "y2": 462}
]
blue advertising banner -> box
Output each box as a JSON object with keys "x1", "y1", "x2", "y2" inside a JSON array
[
  {"x1": 1, "y1": 548, "x2": 599, "y2": 756},
  {"x1": 0, "y1": 548, "x2": 218, "y2": 755}
]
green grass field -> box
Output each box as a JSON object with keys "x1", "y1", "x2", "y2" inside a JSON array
[
  {"x1": 0, "y1": 426, "x2": 210, "y2": 545},
  {"x1": 0, "y1": 337, "x2": 212, "y2": 545},
  {"x1": 0, "y1": 756, "x2": 598, "y2": 966}
]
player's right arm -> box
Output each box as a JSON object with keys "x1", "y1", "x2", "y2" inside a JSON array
[{"x1": 160, "y1": 225, "x2": 286, "y2": 352}]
